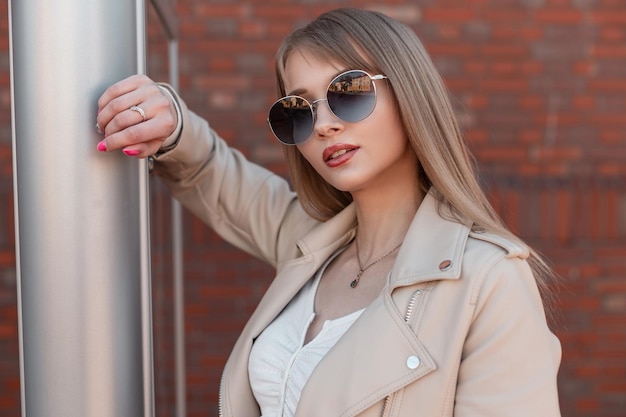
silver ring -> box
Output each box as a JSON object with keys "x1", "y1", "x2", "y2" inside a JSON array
[{"x1": 129, "y1": 105, "x2": 146, "y2": 121}]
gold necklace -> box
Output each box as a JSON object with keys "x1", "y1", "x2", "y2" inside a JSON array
[{"x1": 350, "y1": 239, "x2": 402, "y2": 289}]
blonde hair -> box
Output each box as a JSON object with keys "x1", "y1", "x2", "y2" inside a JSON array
[{"x1": 274, "y1": 8, "x2": 556, "y2": 311}]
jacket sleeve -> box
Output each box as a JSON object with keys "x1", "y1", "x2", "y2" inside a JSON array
[
  {"x1": 454, "y1": 256, "x2": 562, "y2": 417},
  {"x1": 152, "y1": 86, "x2": 315, "y2": 267}
]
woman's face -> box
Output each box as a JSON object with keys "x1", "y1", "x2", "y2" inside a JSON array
[{"x1": 283, "y1": 50, "x2": 418, "y2": 197}]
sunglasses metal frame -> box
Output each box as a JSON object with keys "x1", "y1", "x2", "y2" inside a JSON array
[{"x1": 267, "y1": 70, "x2": 388, "y2": 145}]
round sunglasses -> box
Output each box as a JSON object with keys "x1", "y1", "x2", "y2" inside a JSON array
[{"x1": 267, "y1": 70, "x2": 388, "y2": 145}]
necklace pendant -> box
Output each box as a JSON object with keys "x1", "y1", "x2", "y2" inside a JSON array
[{"x1": 350, "y1": 270, "x2": 364, "y2": 288}]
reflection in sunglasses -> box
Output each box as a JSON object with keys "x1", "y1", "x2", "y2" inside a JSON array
[
  {"x1": 282, "y1": 96, "x2": 309, "y2": 109},
  {"x1": 330, "y1": 73, "x2": 373, "y2": 94}
]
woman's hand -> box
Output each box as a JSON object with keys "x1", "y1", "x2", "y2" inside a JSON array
[{"x1": 96, "y1": 74, "x2": 178, "y2": 158}]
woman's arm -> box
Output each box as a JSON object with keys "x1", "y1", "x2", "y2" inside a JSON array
[
  {"x1": 455, "y1": 257, "x2": 562, "y2": 416},
  {"x1": 96, "y1": 75, "x2": 315, "y2": 266}
]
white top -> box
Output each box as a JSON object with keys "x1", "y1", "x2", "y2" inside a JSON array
[{"x1": 248, "y1": 257, "x2": 364, "y2": 417}]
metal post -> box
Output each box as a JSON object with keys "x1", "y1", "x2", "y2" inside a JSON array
[
  {"x1": 168, "y1": 39, "x2": 187, "y2": 417},
  {"x1": 149, "y1": 1, "x2": 185, "y2": 415},
  {"x1": 9, "y1": 0, "x2": 154, "y2": 416}
]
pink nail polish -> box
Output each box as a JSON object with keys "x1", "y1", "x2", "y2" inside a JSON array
[
  {"x1": 97, "y1": 140, "x2": 107, "y2": 152},
  {"x1": 123, "y1": 149, "x2": 140, "y2": 156}
]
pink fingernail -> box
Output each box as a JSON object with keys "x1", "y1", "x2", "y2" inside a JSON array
[
  {"x1": 97, "y1": 140, "x2": 107, "y2": 152},
  {"x1": 123, "y1": 149, "x2": 140, "y2": 156}
]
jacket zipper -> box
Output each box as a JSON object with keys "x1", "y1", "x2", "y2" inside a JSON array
[
  {"x1": 380, "y1": 288, "x2": 424, "y2": 417},
  {"x1": 218, "y1": 362, "x2": 227, "y2": 417}
]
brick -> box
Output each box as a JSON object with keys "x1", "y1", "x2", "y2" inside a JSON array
[
  {"x1": 423, "y1": 7, "x2": 476, "y2": 22},
  {"x1": 464, "y1": 94, "x2": 489, "y2": 109},
  {"x1": 589, "y1": 113, "x2": 626, "y2": 126},
  {"x1": 463, "y1": 21, "x2": 491, "y2": 41},
  {"x1": 519, "y1": 129, "x2": 543, "y2": 144},
  {"x1": 239, "y1": 21, "x2": 267, "y2": 39},
  {"x1": 0, "y1": 251, "x2": 14, "y2": 267},
  {"x1": 491, "y1": 62, "x2": 516, "y2": 75},
  {"x1": 474, "y1": 146, "x2": 527, "y2": 161},
  {"x1": 208, "y1": 58, "x2": 235, "y2": 72},
  {"x1": 573, "y1": 95, "x2": 596, "y2": 109},
  {"x1": 603, "y1": 294, "x2": 626, "y2": 313},
  {"x1": 599, "y1": 130, "x2": 625, "y2": 143},
  {"x1": 480, "y1": 78, "x2": 529, "y2": 92},
  {"x1": 255, "y1": 6, "x2": 308, "y2": 20},
  {"x1": 518, "y1": 95, "x2": 544, "y2": 109},
  {"x1": 198, "y1": 285, "x2": 250, "y2": 298},
  {"x1": 536, "y1": 9, "x2": 584, "y2": 24},
  {"x1": 529, "y1": 146, "x2": 583, "y2": 161},
  {"x1": 520, "y1": 60, "x2": 543, "y2": 75},
  {"x1": 491, "y1": 26, "x2": 517, "y2": 40},
  {"x1": 427, "y1": 42, "x2": 476, "y2": 56},
  {"x1": 519, "y1": 26, "x2": 544, "y2": 40},
  {"x1": 591, "y1": 11, "x2": 626, "y2": 24},
  {"x1": 480, "y1": 44, "x2": 528, "y2": 57},
  {"x1": 464, "y1": 60, "x2": 488, "y2": 74},
  {"x1": 599, "y1": 27, "x2": 625, "y2": 41},
  {"x1": 573, "y1": 61, "x2": 596, "y2": 76},
  {"x1": 592, "y1": 45, "x2": 626, "y2": 59},
  {"x1": 576, "y1": 398, "x2": 600, "y2": 411},
  {"x1": 438, "y1": 24, "x2": 462, "y2": 40},
  {"x1": 194, "y1": 4, "x2": 252, "y2": 19},
  {"x1": 482, "y1": 9, "x2": 529, "y2": 22}
]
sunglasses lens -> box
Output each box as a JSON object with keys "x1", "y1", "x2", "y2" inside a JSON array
[
  {"x1": 268, "y1": 96, "x2": 313, "y2": 145},
  {"x1": 327, "y1": 71, "x2": 377, "y2": 123}
]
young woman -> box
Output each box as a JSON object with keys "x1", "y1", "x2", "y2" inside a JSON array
[{"x1": 96, "y1": 8, "x2": 561, "y2": 417}]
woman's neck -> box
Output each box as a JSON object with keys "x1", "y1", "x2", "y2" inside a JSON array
[{"x1": 351, "y1": 185, "x2": 425, "y2": 261}]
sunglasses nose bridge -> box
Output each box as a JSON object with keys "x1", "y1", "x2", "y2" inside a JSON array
[
  {"x1": 307, "y1": 97, "x2": 327, "y2": 126},
  {"x1": 310, "y1": 97, "x2": 328, "y2": 113}
]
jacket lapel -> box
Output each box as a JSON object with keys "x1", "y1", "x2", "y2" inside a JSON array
[
  {"x1": 295, "y1": 290, "x2": 437, "y2": 416},
  {"x1": 244, "y1": 204, "x2": 358, "y2": 340}
]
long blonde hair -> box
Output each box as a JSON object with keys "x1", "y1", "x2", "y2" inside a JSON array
[{"x1": 274, "y1": 8, "x2": 556, "y2": 310}]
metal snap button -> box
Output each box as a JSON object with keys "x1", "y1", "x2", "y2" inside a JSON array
[
  {"x1": 406, "y1": 355, "x2": 421, "y2": 369},
  {"x1": 439, "y1": 260, "x2": 452, "y2": 271},
  {"x1": 473, "y1": 226, "x2": 486, "y2": 234}
]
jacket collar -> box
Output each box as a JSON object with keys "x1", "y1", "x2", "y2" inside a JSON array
[
  {"x1": 389, "y1": 192, "x2": 472, "y2": 288},
  {"x1": 296, "y1": 191, "x2": 472, "y2": 289}
]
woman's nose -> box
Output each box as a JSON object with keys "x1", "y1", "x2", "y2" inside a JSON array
[{"x1": 312, "y1": 99, "x2": 343, "y2": 138}]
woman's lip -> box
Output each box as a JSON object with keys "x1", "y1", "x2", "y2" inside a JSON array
[
  {"x1": 325, "y1": 148, "x2": 358, "y2": 167},
  {"x1": 323, "y1": 143, "x2": 359, "y2": 162}
]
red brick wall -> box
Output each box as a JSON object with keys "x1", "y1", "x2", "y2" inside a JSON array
[{"x1": 2, "y1": 1, "x2": 626, "y2": 417}]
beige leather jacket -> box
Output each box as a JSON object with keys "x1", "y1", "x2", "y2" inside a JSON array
[{"x1": 154, "y1": 90, "x2": 562, "y2": 417}]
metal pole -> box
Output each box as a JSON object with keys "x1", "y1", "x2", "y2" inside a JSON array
[
  {"x1": 168, "y1": 37, "x2": 187, "y2": 417},
  {"x1": 9, "y1": 0, "x2": 154, "y2": 416},
  {"x1": 149, "y1": 1, "x2": 185, "y2": 414}
]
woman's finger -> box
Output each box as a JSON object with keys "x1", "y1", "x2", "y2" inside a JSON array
[
  {"x1": 97, "y1": 74, "x2": 153, "y2": 111},
  {"x1": 122, "y1": 138, "x2": 164, "y2": 159},
  {"x1": 97, "y1": 111, "x2": 176, "y2": 153}
]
